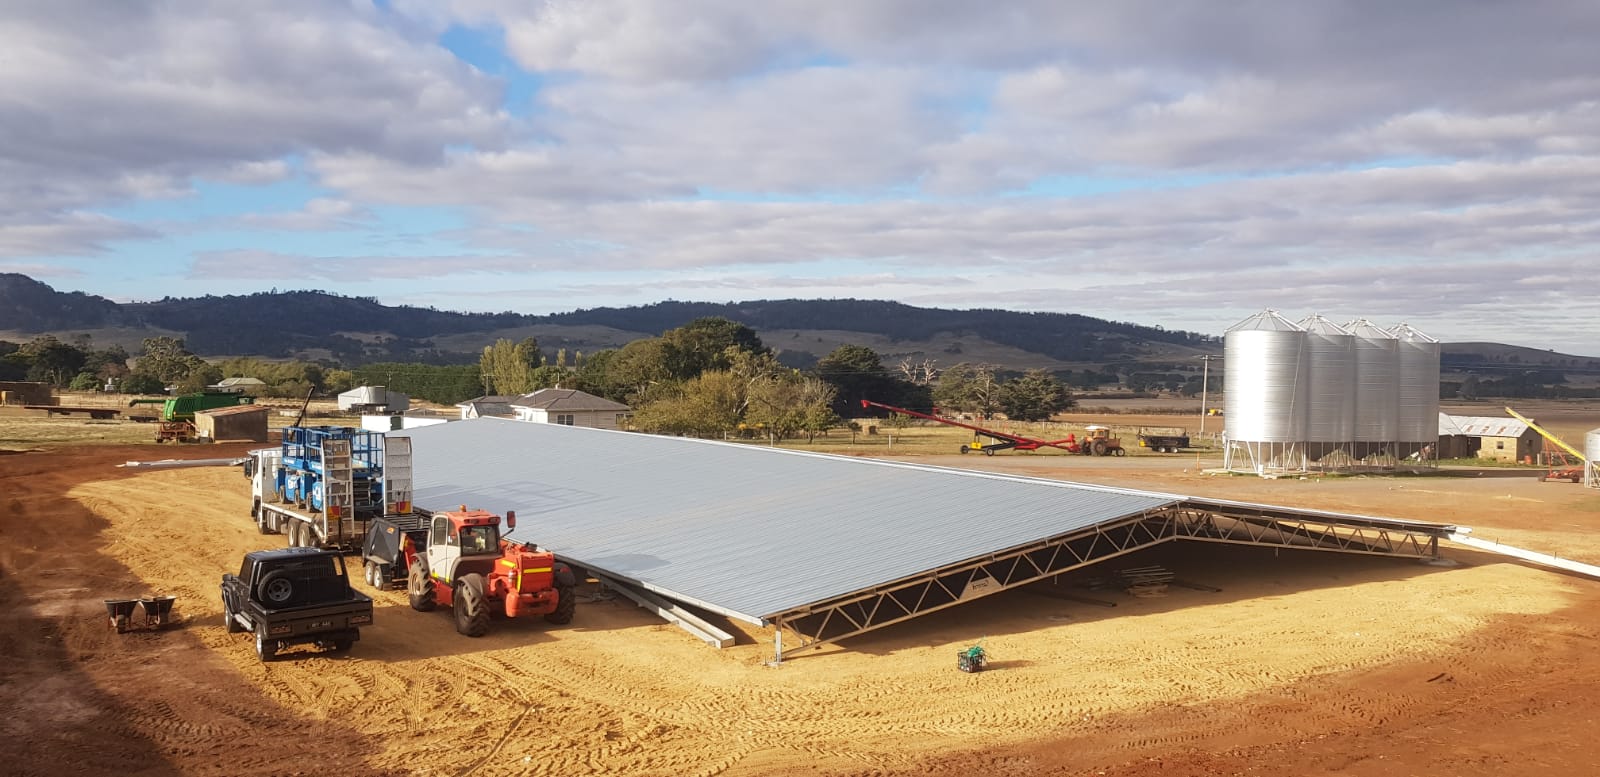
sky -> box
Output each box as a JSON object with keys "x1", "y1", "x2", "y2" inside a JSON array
[{"x1": 3, "y1": 1, "x2": 1598, "y2": 355}]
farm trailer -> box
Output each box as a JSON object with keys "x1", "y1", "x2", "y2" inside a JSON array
[{"x1": 243, "y1": 426, "x2": 419, "y2": 551}]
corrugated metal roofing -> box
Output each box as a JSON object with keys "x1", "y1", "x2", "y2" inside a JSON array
[
  {"x1": 395, "y1": 418, "x2": 1180, "y2": 623},
  {"x1": 1440, "y1": 414, "x2": 1530, "y2": 438}
]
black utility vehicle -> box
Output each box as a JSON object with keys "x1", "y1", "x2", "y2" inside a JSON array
[{"x1": 221, "y1": 547, "x2": 373, "y2": 661}]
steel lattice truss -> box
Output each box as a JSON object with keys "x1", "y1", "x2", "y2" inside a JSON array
[{"x1": 767, "y1": 501, "x2": 1452, "y2": 660}]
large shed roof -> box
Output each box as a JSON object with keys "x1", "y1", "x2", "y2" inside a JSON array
[
  {"x1": 1439, "y1": 413, "x2": 1529, "y2": 438},
  {"x1": 396, "y1": 418, "x2": 1179, "y2": 623}
]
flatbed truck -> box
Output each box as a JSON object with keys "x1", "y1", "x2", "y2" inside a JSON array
[{"x1": 244, "y1": 428, "x2": 419, "y2": 551}]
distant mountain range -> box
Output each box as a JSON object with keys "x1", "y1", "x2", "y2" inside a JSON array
[{"x1": 1, "y1": 273, "x2": 1594, "y2": 376}]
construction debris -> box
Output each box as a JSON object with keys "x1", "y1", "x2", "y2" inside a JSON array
[{"x1": 1119, "y1": 565, "x2": 1175, "y2": 597}]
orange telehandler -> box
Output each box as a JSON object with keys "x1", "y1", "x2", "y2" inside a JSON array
[{"x1": 404, "y1": 506, "x2": 576, "y2": 637}]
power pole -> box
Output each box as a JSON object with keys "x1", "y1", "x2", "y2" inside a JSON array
[{"x1": 1198, "y1": 355, "x2": 1219, "y2": 436}]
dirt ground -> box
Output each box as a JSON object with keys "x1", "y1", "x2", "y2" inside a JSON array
[{"x1": 4, "y1": 408, "x2": 1600, "y2": 776}]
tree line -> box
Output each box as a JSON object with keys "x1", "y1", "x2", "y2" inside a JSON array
[{"x1": 0, "y1": 318, "x2": 1080, "y2": 438}]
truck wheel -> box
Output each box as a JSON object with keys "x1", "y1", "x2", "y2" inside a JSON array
[
  {"x1": 454, "y1": 574, "x2": 490, "y2": 637},
  {"x1": 224, "y1": 604, "x2": 244, "y2": 634},
  {"x1": 408, "y1": 562, "x2": 436, "y2": 612},
  {"x1": 257, "y1": 571, "x2": 298, "y2": 606},
  {"x1": 377, "y1": 564, "x2": 392, "y2": 588},
  {"x1": 255, "y1": 628, "x2": 276, "y2": 662},
  {"x1": 545, "y1": 583, "x2": 577, "y2": 625},
  {"x1": 331, "y1": 637, "x2": 354, "y2": 652}
]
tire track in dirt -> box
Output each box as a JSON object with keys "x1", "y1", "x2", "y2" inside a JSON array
[{"x1": 14, "y1": 443, "x2": 1600, "y2": 777}]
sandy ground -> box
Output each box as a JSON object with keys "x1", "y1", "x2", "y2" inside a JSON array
[{"x1": 4, "y1": 418, "x2": 1600, "y2": 775}]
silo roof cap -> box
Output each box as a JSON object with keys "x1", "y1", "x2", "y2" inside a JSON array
[
  {"x1": 1388, "y1": 323, "x2": 1439, "y2": 343},
  {"x1": 1296, "y1": 314, "x2": 1351, "y2": 335},
  {"x1": 1343, "y1": 318, "x2": 1396, "y2": 339},
  {"x1": 1225, "y1": 309, "x2": 1303, "y2": 333}
]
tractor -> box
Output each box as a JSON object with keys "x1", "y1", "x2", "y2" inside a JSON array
[{"x1": 405, "y1": 506, "x2": 576, "y2": 637}]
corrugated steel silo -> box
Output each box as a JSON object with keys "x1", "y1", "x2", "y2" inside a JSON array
[
  {"x1": 1585, "y1": 428, "x2": 1599, "y2": 488},
  {"x1": 1344, "y1": 320, "x2": 1399, "y2": 448},
  {"x1": 1389, "y1": 323, "x2": 1441, "y2": 450},
  {"x1": 1224, "y1": 310, "x2": 1308, "y2": 441},
  {"x1": 1296, "y1": 315, "x2": 1355, "y2": 451}
]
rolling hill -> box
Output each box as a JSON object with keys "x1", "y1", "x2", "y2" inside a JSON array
[{"x1": 2, "y1": 273, "x2": 1595, "y2": 378}]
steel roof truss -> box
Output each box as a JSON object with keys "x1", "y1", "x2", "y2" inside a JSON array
[
  {"x1": 766, "y1": 505, "x2": 1446, "y2": 661},
  {"x1": 770, "y1": 510, "x2": 1183, "y2": 659},
  {"x1": 1174, "y1": 507, "x2": 1442, "y2": 559}
]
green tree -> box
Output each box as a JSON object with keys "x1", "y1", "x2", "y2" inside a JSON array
[
  {"x1": 69, "y1": 372, "x2": 102, "y2": 391},
  {"x1": 933, "y1": 363, "x2": 1001, "y2": 419},
  {"x1": 479, "y1": 337, "x2": 543, "y2": 395},
  {"x1": 0, "y1": 341, "x2": 25, "y2": 381},
  {"x1": 606, "y1": 338, "x2": 677, "y2": 404},
  {"x1": 573, "y1": 348, "x2": 622, "y2": 400},
  {"x1": 998, "y1": 369, "x2": 1073, "y2": 421},
  {"x1": 16, "y1": 335, "x2": 87, "y2": 386},
  {"x1": 120, "y1": 373, "x2": 165, "y2": 394},
  {"x1": 352, "y1": 362, "x2": 483, "y2": 405},
  {"x1": 174, "y1": 359, "x2": 222, "y2": 394},
  {"x1": 660, "y1": 317, "x2": 768, "y2": 380},
  {"x1": 134, "y1": 337, "x2": 196, "y2": 384},
  {"x1": 813, "y1": 344, "x2": 920, "y2": 417},
  {"x1": 529, "y1": 364, "x2": 576, "y2": 391},
  {"x1": 746, "y1": 373, "x2": 839, "y2": 442},
  {"x1": 632, "y1": 370, "x2": 742, "y2": 436}
]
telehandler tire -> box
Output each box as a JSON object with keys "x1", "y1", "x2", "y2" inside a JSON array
[
  {"x1": 408, "y1": 561, "x2": 436, "y2": 612},
  {"x1": 545, "y1": 582, "x2": 577, "y2": 625},
  {"x1": 454, "y1": 574, "x2": 490, "y2": 637}
]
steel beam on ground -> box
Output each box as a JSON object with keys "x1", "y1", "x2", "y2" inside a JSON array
[
  {"x1": 598, "y1": 575, "x2": 735, "y2": 649},
  {"x1": 1448, "y1": 532, "x2": 1600, "y2": 580}
]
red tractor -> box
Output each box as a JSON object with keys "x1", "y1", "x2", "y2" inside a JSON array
[{"x1": 405, "y1": 506, "x2": 577, "y2": 637}]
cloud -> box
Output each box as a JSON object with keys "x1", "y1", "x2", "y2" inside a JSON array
[
  {"x1": 0, "y1": 214, "x2": 157, "y2": 257},
  {"x1": 188, "y1": 249, "x2": 533, "y2": 281},
  {"x1": 10, "y1": 2, "x2": 1600, "y2": 354},
  {"x1": 0, "y1": 1, "x2": 507, "y2": 256},
  {"x1": 234, "y1": 199, "x2": 375, "y2": 232}
]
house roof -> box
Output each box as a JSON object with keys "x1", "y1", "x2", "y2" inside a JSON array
[
  {"x1": 511, "y1": 388, "x2": 630, "y2": 412},
  {"x1": 455, "y1": 395, "x2": 518, "y2": 407},
  {"x1": 215, "y1": 377, "x2": 267, "y2": 387},
  {"x1": 1438, "y1": 413, "x2": 1529, "y2": 438}
]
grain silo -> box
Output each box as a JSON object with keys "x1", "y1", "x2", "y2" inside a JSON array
[
  {"x1": 1296, "y1": 315, "x2": 1356, "y2": 461},
  {"x1": 1585, "y1": 428, "x2": 1599, "y2": 488},
  {"x1": 1389, "y1": 323, "x2": 1441, "y2": 461},
  {"x1": 1344, "y1": 319, "x2": 1399, "y2": 462},
  {"x1": 1222, "y1": 310, "x2": 1308, "y2": 473}
]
